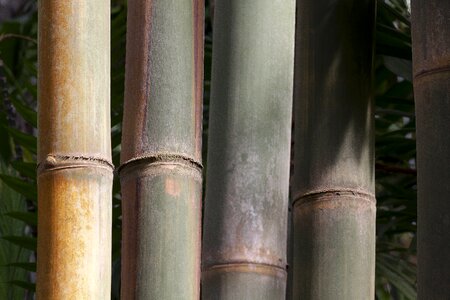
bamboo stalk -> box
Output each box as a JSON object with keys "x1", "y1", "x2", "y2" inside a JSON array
[
  {"x1": 411, "y1": 1, "x2": 450, "y2": 298},
  {"x1": 201, "y1": 0, "x2": 296, "y2": 298},
  {"x1": 37, "y1": 1, "x2": 112, "y2": 299},
  {"x1": 119, "y1": 0, "x2": 204, "y2": 298},
  {"x1": 292, "y1": 0, "x2": 376, "y2": 298}
]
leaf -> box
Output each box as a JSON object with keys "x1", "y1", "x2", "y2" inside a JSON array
[
  {"x1": 8, "y1": 280, "x2": 35, "y2": 292},
  {"x1": 7, "y1": 262, "x2": 36, "y2": 272},
  {"x1": 376, "y1": 96, "x2": 414, "y2": 107},
  {"x1": 111, "y1": 130, "x2": 122, "y2": 149},
  {"x1": 6, "y1": 128, "x2": 36, "y2": 154},
  {"x1": 10, "y1": 161, "x2": 37, "y2": 179},
  {"x1": 383, "y1": 56, "x2": 412, "y2": 81},
  {"x1": 111, "y1": 258, "x2": 121, "y2": 299},
  {"x1": 0, "y1": 174, "x2": 37, "y2": 201},
  {"x1": 5, "y1": 211, "x2": 37, "y2": 226},
  {"x1": 2, "y1": 236, "x2": 37, "y2": 251},
  {"x1": 0, "y1": 22, "x2": 22, "y2": 68},
  {"x1": 378, "y1": 1, "x2": 411, "y2": 26},
  {"x1": 377, "y1": 260, "x2": 416, "y2": 299},
  {"x1": 384, "y1": 79, "x2": 414, "y2": 98},
  {"x1": 9, "y1": 97, "x2": 37, "y2": 128},
  {"x1": 376, "y1": 32, "x2": 412, "y2": 60},
  {"x1": 1, "y1": 61, "x2": 37, "y2": 103},
  {"x1": 0, "y1": 159, "x2": 30, "y2": 299},
  {"x1": 0, "y1": 118, "x2": 13, "y2": 162},
  {"x1": 377, "y1": 23, "x2": 410, "y2": 43}
]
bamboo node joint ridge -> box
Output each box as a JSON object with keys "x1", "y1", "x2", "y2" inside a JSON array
[
  {"x1": 292, "y1": 189, "x2": 376, "y2": 208},
  {"x1": 414, "y1": 65, "x2": 450, "y2": 80},
  {"x1": 202, "y1": 262, "x2": 287, "y2": 277},
  {"x1": 37, "y1": 155, "x2": 114, "y2": 174},
  {"x1": 118, "y1": 153, "x2": 203, "y2": 175}
]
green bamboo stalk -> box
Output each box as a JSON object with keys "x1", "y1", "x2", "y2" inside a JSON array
[
  {"x1": 292, "y1": 0, "x2": 376, "y2": 299},
  {"x1": 37, "y1": 1, "x2": 112, "y2": 299},
  {"x1": 119, "y1": 0, "x2": 204, "y2": 298},
  {"x1": 411, "y1": 1, "x2": 450, "y2": 298},
  {"x1": 201, "y1": 1, "x2": 296, "y2": 298}
]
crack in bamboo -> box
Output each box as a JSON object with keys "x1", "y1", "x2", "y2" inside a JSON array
[
  {"x1": 37, "y1": 155, "x2": 114, "y2": 174},
  {"x1": 292, "y1": 189, "x2": 376, "y2": 208}
]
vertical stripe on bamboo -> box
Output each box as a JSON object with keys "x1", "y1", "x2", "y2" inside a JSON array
[
  {"x1": 201, "y1": 1, "x2": 296, "y2": 299},
  {"x1": 119, "y1": 0, "x2": 204, "y2": 299},
  {"x1": 37, "y1": 1, "x2": 112, "y2": 299},
  {"x1": 411, "y1": 0, "x2": 450, "y2": 298},
  {"x1": 292, "y1": 0, "x2": 376, "y2": 299}
]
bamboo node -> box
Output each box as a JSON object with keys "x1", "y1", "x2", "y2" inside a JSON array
[
  {"x1": 44, "y1": 155, "x2": 58, "y2": 167},
  {"x1": 37, "y1": 155, "x2": 114, "y2": 174},
  {"x1": 414, "y1": 65, "x2": 450, "y2": 80},
  {"x1": 118, "y1": 153, "x2": 202, "y2": 176},
  {"x1": 202, "y1": 262, "x2": 287, "y2": 278},
  {"x1": 292, "y1": 189, "x2": 376, "y2": 208}
]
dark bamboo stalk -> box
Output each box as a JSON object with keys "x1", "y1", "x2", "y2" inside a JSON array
[
  {"x1": 37, "y1": 1, "x2": 112, "y2": 298},
  {"x1": 201, "y1": 0, "x2": 296, "y2": 298},
  {"x1": 292, "y1": 0, "x2": 376, "y2": 298},
  {"x1": 119, "y1": 0, "x2": 204, "y2": 298},
  {"x1": 411, "y1": 1, "x2": 450, "y2": 298}
]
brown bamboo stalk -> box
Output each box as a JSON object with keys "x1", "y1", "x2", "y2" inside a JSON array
[
  {"x1": 37, "y1": 1, "x2": 112, "y2": 299},
  {"x1": 119, "y1": 0, "x2": 204, "y2": 298},
  {"x1": 411, "y1": 1, "x2": 450, "y2": 298}
]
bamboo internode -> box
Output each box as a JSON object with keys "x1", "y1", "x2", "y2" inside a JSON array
[
  {"x1": 292, "y1": 0, "x2": 376, "y2": 298},
  {"x1": 119, "y1": 1, "x2": 204, "y2": 298},
  {"x1": 37, "y1": 1, "x2": 112, "y2": 299},
  {"x1": 412, "y1": 0, "x2": 450, "y2": 298},
  {"x1": 201, "y1": 0, "x2": 296, "y2": 298}
]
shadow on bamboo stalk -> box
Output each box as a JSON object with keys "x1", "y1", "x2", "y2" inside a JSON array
[{"x1": 292, "y1": 0, "x2": 376, "y2": 299}]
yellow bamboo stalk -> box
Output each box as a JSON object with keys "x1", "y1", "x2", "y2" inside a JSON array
[{"x1": 37, "y1": 1, "x2": 112, "y2": 299}]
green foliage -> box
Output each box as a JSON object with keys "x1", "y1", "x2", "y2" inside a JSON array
[
  {"x1": 110, "y1": 3, "x2": 128, "y2": 299},
  {"x1": 0, "y1": 0, "x2": 416, "y2": 299},
  {"x1": 0, "y1": 161, "x2": 32, "y2": 299},
  {"x1": 375, "y1": 1, "x2": 417, "y2": 299},
  {"x1": 0, "y1": 3, "x2": 37, "y2": 299}
]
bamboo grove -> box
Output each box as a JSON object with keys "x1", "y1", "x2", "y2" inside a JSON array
[{"x1": 0, "y1": 0, "x2": 446, "y2": 299}]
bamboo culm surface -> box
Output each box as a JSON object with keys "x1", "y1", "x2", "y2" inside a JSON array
[
  {"x1": 201, "y1": 0, "x2": 296, "y2": 299},
  {"x1": 37, "y1": 1, "x2": 112, "y2": 299},
  {"x1": 119, "y1": 0, "x2": 204, "y2": 299},
  {"x1": 292, "y1": 0, "x2": 376, "y2": 298},
  {"x1": 411, "y1": 0, "x2": 450, "y2": 298}
]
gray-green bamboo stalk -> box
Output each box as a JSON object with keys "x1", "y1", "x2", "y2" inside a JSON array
[
  {"x1": 411, "y1": 1, "x2": 450, "y2": 298},
  {"x1": 201, "y1": 1, "x2": 296, "y2": 298},
  {"x1": 119, "y1": 1, "x2": 204, "y2": 299},
  {"x1": 37, "y1": 1, "x2": 112, "y2": 298},
  {"x1": 292, "y1": 0, "x2": 376, "y2": 299}
]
